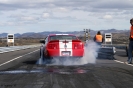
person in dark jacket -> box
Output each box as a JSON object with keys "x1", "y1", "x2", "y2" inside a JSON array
[{"x1": 94, "y1": 31, "x2": 104, "y2": 45}]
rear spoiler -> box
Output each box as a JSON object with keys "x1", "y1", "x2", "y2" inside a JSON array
[
  {"x1": 49, "y1": 40, "x2": 82, "y2": 43},
  {"x1": 49, "y1": 40, "x2": 59, "y2": 43},
  {"x1": 72, "y1": 40, "x2": 82, "y2": 42}
]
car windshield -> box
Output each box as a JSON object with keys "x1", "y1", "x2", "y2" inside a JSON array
[{"x1": 49, "y1": 35, "x2": 77, "y2": 40}]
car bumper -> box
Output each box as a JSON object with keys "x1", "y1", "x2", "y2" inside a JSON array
[{"x1": 47, "y1": 49, "x2": 84, "y2": 57}]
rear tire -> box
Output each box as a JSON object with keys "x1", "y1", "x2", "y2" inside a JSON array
[
  {"x1": 43, "y1": 50, "x2": 53, "y2": 63},
  {"x1": 41, "y1": 49, "x2": 45, "y2": 60}
]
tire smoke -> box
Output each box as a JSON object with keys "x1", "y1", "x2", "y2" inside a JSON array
[
  {"x1": 50, "y1": 40, "x2": 100, "y2": 66},
  {"x1": 37, "y1": 40, "x2": 100, "y2": 66}
]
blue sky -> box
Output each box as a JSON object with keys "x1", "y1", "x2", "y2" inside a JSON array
[{"x1": 0, "y1": 0, "x2": 133, "y2": 34}]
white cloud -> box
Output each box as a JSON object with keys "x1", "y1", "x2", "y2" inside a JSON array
[
  {"x1": 0, "y1": 0, "x2": 55, "y2": 4},
  {"x1": 7, "y1": 22, "x2": 15, "y2": 25},
  {"x1": 0, "y1": 0, "x2": 133, "y2": 33},
  {"x1": 54, "y1": 7, "x2": 69, "y2": 12},
  {"x1": 0, "y1": 22, "x2": 4, "y2": 26},
  {"x1": 103, "y1": 15, "x2": 112, "y2": 19},
  {"x1": 20, "y1": 16, "x2": 37, "y2": 21},
  {"x1": 42, "y1": 13, "x2": 50, "y2": 18},
  {"x1": 0, "y1": 22, "x2": 15, "y2": 26}
]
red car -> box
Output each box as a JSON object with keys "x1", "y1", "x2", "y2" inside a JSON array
[{"x1": 40, "y1": 34, "x2": 84, "y2": 59}]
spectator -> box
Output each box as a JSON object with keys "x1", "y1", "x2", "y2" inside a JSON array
[
  {"x1": 93, "y1": 31, "x2": 104, "y2": 45},
  {"x1": 126, "y1": 18, "x2": 133, "y2": 64}
]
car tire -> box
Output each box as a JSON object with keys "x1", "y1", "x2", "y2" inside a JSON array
[{"x1": 43, "y1": 49, "x2": 53, "y2": 59}]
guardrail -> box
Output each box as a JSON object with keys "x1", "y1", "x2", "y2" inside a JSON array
[{"x1": 0, "y1": 44, "x2": 40, "y2": 54}]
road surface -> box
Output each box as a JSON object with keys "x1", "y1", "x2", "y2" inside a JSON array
[{"x1": 0, "y1": 47, "x2": 133, "y2": 88}]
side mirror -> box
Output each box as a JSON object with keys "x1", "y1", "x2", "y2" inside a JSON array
[{"x1": 40, "y1": 40, "x2": 45, "y2": 44}]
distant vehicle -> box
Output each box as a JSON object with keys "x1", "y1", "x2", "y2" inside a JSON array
[{"x1": 40, "y1": 34, "x2": 84, "y2": 59}]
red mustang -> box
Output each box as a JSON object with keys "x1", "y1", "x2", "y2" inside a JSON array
[{"x1": 40, "y1": 34, "x2": 84, "y2": 59}]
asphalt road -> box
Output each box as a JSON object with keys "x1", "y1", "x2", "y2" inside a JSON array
[{"x1": 0, "y1": 47, "x2": 133, "y2": 88}]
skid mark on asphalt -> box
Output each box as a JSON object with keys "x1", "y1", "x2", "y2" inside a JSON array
[{"x1": 0, "y1": 68, "x2": 88, "y2": 74}]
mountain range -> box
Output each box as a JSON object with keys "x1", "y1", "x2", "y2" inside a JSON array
[{"x1": 0, "y1": 29, "x2": 129, "y2": 38}]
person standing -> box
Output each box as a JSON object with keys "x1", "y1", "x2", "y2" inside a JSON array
[
  {"x1": 93, "y1": 31, "x2": 104, "y2": 45},
  {"x1": 126, "y1": 18, "x2": 133, "y2": 64}
]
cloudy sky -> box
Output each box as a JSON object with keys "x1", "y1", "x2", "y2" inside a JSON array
[{"x1": 0, "y1": 0, "x2": 133, "y2": 34}]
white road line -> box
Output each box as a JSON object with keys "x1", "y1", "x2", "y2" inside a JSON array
[
  {"x1": 0, "y1": 49, "x2": 39, "y2": 67},
  {"x1": 125, "y1": 63, "x2": 133, "y2": 66},
  {"x1": 114, "y1": 60, "x2": 124, "y2": 64},
  {"x1": 0, "y1": 45, "x2": 40, "y2": 54},
  {"x1": 114, "y1": 60, "x2": 133, "y2": 67}
]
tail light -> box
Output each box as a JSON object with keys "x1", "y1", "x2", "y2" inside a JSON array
[
  {"x1": 48, "y1": 44, "x2": 58, "y2": 49},
  {"x1": 74, "y1": 43, "x2": 83, "y2": 49},
  {"x1": 48, "y1": 40, "x2": 59, "y2": 49}
]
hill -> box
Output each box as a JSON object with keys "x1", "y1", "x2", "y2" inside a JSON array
[{"x1": 0, "y1": 29, "x2": 129, "y2": 38}]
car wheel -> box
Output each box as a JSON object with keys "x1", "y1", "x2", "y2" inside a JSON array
[
  {"x1": 43, "y1": 50, "x2": 53, "y2": 64},
  {"x1": 42, "y1": 49, "x2": 52, "y2": 59},
  {"x1": 40, "y1": 47, "x2": 46, "y2": 60}
]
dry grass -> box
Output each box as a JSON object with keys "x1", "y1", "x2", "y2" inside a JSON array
[
  {"x1": 111, "y1": 33, "x2": 129, "y2": 45},
  {"x1": 0, "y1": 38, "x2": 41, "y2": 47}
]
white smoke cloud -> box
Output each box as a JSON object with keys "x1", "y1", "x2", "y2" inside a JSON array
[
  {"x1": 79, "y1": 40, "x2": 100, "y2": 64},
  {"x1": 39, "y1": 40, "x2": 100, "y2": 66}
]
